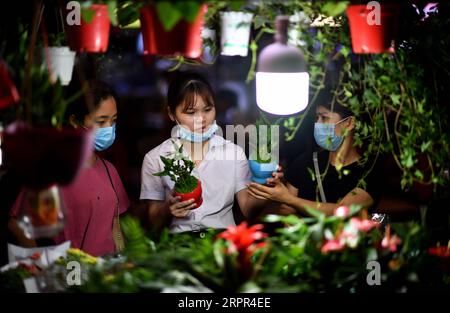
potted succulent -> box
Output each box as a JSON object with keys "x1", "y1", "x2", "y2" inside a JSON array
[
  {"x1": 154, "y1": 141, "x2": 203, "y2": 208},
  {"x1": 64, "y1": 1, "x2": 118, "y2": 53},
  {"x1": 248, "y1": 114, "x2": 280, "y2": 184}
]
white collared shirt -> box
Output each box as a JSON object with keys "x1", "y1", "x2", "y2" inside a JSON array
[{"x1": 140, "y1": 135, "x2": 251, "y2": 233}]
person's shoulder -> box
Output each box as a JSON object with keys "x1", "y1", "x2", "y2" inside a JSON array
[
  {"x1": 143, "y1": 138, "x2": 174, "y2": 161},
  {"x1": 290, "y1": 150, "x2": 315, "y2": 169}
]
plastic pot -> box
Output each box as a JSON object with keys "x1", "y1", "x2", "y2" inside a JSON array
[
  {"x1": 248, "y1": 160, "x2": 278, "y2": 184},
  {"x1": 65, "y1": 4, "x2": 110, "y2": 53},
  {"x1": 139, "y1": 4, "x2": 207, "y2": 58},
  {"x1": 346, "y1": 4, "x2": 400, "y2": 54},
  {"x1": 174, "y1": 179, "x2": 203, "y2": 209}
]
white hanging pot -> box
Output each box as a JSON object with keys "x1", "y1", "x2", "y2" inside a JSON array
[
  {"x1": 220, "y1": 11, "x2": 253, "y2": 57},
  {"x1": 41, "y1": 47, "x2": 76, "y2": 86}
]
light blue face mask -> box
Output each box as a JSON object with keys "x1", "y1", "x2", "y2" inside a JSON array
[
  {"x1": 314, "y1": 117, "x2": 350, "y2": 151},
  {"x1": 176, "y1": 120, "x2": 218, "y2": 143},
  {"x1": 94, "y1": 124, "x2": 116, "y2": 151}
]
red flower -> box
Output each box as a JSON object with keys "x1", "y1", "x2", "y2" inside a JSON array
[
  {"x1": 334, "y1": 206, "x2": 350, "y2": 218},
  {"x1": 350, "y1": 217, "x2": 378, "y2": 232},
  {"x1": 218, "y1": 222, "x2": 268, "y2": 255},
  {"x1": 428, "y1": 246, "x2": 450, "y2": 258},
  {"x1": 381, "y1": 226, "x2": 402, "y2": 252},
  {"x1": 217, "y1": 222, "x2": 268, "y2": 279},
  {"x1": 321, "y1": 239, "x2": 345, "y2": 253}
]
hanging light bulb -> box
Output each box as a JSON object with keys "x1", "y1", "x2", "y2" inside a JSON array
[{"x1": 256, "y1": 16, "x2": 309, "y2": 115}]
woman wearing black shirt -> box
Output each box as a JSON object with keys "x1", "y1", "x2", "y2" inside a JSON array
[{"x1": 248, "y1": 91, "x2": 380, "y2": 216}]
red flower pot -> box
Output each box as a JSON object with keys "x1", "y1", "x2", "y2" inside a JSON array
[
  {"x1": 2, "y1": 121, "x2": 94, "y2": 189},
  {"x1": 346, "y1": 4, "x2": 400, "y2": 54},
  {"x1": 0, "y1": 61, "x2": 20, "y2": 109},
  {"x1": 139, "y1": 5, "x2": 206, "y2": 58},
  {"x1": 65, "y1": 4, "x2": 110, "y2": 53},
  {"x1": 174, "y1": 179, "x2": 203, "y2": 208}
]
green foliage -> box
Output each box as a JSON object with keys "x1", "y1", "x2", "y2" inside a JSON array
[
  {"x1": 254, "y1": 113, "x2": 281, "y2": 163},
  {"x1": 80, "y1": 0, "x2": 118, "y2": 26},
  {"x1": 3, "y1": 25, "x2": 82, "y2": 127},
  {"x1": 153, "y1": 141, "x2": 199, "y2": 194}
]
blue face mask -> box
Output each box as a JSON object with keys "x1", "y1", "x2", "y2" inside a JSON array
[
  {"x1": 94, "y1": 124, "x2": 116, "y2": 151},
  {"x1": 176, "y1": 120, "x2": 218, "y2": 143},
  {"x1": 314, "y1": 117, "x2": 349, "y2": 151}
]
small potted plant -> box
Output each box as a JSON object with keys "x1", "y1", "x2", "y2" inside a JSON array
[
  {"x1": 138, "y1": 1, "x2": 207, "y2": 58},
  {"x1": 346, "y1": 2, "x2": 401, "y2": 54},
  {"x1": 64, "y1": 1, "x2": 118, "y2": 53},
  {"x1": 41, "y1": 32, "x2": 76, "y2": 86},
  {"x1": 248, "y1": 114, "x2": 280, "y2": 184},
  {"x1": 153, "y1": 141, "x2": 203, "y2": 208}
]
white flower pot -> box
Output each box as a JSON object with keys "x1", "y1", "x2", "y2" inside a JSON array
[
  {"x1": 220, "y1": 11, "x2": 253, "y2": 57},
  {"x1": 41, "y1": 47, "x2": 76, "y2": 86}
]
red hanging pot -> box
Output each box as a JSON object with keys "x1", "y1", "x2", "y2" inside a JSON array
[
  {"x1": 65, "y1": 4, "x2": 110, "y2": 53},
  {"x1": 139, "y1": 4, "x2": 207, "y2": 58},
  {"x1": 174, "y1": 179, "x2": 203, "y2": 208},
  {"x1": 2, "y1": 121, "x2": 94, "y2": 190},
  {"x1": 0, "y1": 61, "x2": 20, "y2": 109},
  {"x1": 346, "y1": 4, "x2": 400, "y2": 54}
]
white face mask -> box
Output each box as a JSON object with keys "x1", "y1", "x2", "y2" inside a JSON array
[{"x1": 175, "y1": 120, "x2": 218, "y2": 143}]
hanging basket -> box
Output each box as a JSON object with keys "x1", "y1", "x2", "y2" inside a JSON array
[
  {"x1": 65, "y1": 4, "x2": 110, "y2": 53},
  {"x1": 2, "y1": 121, "x2": 94, "y2": 190},
  {"x1": 42, "y1": 47, "x2": 76, "y2": 86},
  {"x1": 139, "y1": 5, "x2": 207, "y2": 58},
  {"x1": 346, "y1": 4, "x2": 400, "y2": 54}
]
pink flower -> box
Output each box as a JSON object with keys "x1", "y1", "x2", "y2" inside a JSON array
[
  {"x1": 350, "y1": 217, "x2": 378, "y2": 232},
  {"x1": 321, "y1": 239, "x2": 345, "y2": 253},
  {"x1": 382, "y1": 234, "x2": 402, "y2": 252},
  {"x1": 334, "y1": 206, "x2": 350, "y2": 218}
]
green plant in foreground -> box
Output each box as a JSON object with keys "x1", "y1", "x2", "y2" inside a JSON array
[{"x1": 153, "y1": 141, "x2": 198, "y2": 194}]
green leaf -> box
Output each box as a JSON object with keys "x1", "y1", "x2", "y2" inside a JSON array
[
  {"x1": 176, "y1": 1, "x2": 201, "y2": 23},
  {"x1": 304, "y1": 206, "x2": 325, "y2": 219},
  {"x1": 156, "y1": 2, "x2": 183, "y2": 31},
  {"x1": 107, "y1": 1, "x2": 118, "y2": 26},
  {"x1": 321, "y1": 1, "x2": 349, "y2": 17}
]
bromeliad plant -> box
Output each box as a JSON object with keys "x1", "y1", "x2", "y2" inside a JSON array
[{"x1": 153, "y1": 141, "x2": 203, "y2": 207}]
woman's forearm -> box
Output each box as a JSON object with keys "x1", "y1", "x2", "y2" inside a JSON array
[
  {"x1": 283, "y1": 194, "x2": 338, "y2": 216},
  {"x1": 147, "y1": 201, "x2": 173, "y2": 232}
]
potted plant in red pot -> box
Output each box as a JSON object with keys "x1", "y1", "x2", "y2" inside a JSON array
[
  {"x1": 64, "y1": 1, "x2": 118, "y2": 53},
  {"x1": 346, "y1": 2, "x2": 401, "y2": 53},
  {"x1": 154, "y1": 141, "x2": 203, "y2": 208},
  {"x1": 138, "y1": 1, "x2": 207, "y2": 58}
]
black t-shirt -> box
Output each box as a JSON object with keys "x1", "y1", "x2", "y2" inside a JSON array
[{"x1": 286, "y1": 150, "x2": 381, "y2": 209}]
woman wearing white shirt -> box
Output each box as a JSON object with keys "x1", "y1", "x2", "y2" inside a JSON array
[{"x1": 140, "y1": 72, "x2": 281, "y2": 233}]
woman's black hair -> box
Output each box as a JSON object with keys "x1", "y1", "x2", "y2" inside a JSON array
[
  {"x1": 312, "y1": 88, "x2": 353, "y2": 119},
  {"x1": 166, "y1": 71, "x2": 215, "y2": 113},
  {"x1": 65, "y1": 80, "x2": 117, "y2": 124}
]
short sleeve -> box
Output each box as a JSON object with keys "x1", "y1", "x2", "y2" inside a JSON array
[
  {"x1": 140, "y1": 152, "x2": 166, "y2": 201},
  {"x1": 234, "y1": 145, "x2": 252, "y2": 194},
  {"x1": 360, "y1": 166, "x2": 382, "y2": 212}
]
